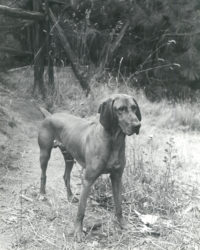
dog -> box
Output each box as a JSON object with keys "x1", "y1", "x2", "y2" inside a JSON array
[{"x1": 38, "y1": 94, "x2": 141, "y2": 242}]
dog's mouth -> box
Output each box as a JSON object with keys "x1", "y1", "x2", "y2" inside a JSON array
[{"x1": 125, "y1": 124, "x2": 141, "y2": 136}]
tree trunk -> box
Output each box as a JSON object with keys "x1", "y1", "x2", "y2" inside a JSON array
[
  {"x1": 49, "y1": 8, "x2": 90, "y2": 95},
  {"x1": 45, "y1": 1, "x2": 54, "y2": 94},
  {"x1": 33, "y1": 0, "x2": 46, "y2": 99},
  {"x1": 100, "y1": 21, "x2": 129, "y2": 71}
]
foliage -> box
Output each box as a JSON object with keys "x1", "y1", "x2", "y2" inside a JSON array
[
  {"x1": 1, "y1": 0, "x2": 200, "y2": 98},
  {"x1": 58, "y1": 0, "x2": 200, "y2": 96},
  {"x1": 0, "y1": 0, "x2": 33, "y2": 70}
]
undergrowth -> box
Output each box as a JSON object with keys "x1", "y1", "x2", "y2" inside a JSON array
[
  {"x1": 91, "y1": 135, "x2": 183, "y2": 217},
  {"x1": 3, "y1": 66, "x2": 200, "y2": 132}
]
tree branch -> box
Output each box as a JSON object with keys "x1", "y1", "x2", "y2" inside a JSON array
[{"x1": 0, "y1": 5, "x2": 45, "y2": 21}]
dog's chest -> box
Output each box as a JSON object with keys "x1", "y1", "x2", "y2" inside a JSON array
[{"x1": 105, "y1": 146, "x2": 125, "y2": 171}]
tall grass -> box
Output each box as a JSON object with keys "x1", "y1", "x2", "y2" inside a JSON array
[
  {"x1": 158, "y1": 102, "x2": 200, "y2": 131},
  {"x1": 91, "y1": 135, "x2": 183, "y2": 216},
  {"x1": 4, "y1": 66, "x2": 200, "y2": 132}
]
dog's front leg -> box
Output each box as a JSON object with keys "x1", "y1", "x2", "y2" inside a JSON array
[
  {"x1": 110, "y1": 171, "x2": 127, "y2": 229},
  {"x1": 74, "y1": 176, "x2": 94, "y2": 242}
]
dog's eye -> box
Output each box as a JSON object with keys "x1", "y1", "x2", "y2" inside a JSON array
[
  {"x1": 131, "y1": 105, "x2": 136, "y2": 112},
  {"x1": 118, "y1": 106, "x2": 127, "y2": 112}
]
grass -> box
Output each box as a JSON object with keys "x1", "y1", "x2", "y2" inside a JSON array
[
  {"x1": 4, "y1": 66, "x2": 200, "y2": 132},
  {"x1": 159, "y1": 102, "x2": 200, "y2": 131},
  {"x1": 0, "y1": 67, "x2": 200, "y2": 249}
]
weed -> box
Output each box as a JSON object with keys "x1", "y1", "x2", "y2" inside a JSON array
[
  {"x1": 128, "y1": 136, "x2": 182, "y2": 214},
  {"x1": 91, "y1": 135, "x2": 182, "y2": 220}
]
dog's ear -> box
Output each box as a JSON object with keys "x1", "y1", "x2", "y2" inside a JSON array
[
  {"x1": 133, "y1": 98, "x2": 142, "y2": 121},
  {"x1": 98, "y1": 98, "x2": 117, "y2": 131}
]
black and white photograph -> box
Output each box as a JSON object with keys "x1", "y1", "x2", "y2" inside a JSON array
[{"x1": 0, "y1": 0, "x2": 199, "y2": 249}]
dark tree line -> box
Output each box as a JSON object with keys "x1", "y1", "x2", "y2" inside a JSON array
[
  {"x1": 0, "y1": 0, "x2": 200, "y2": 100},
  {"x1": 65, "y1": 0, "x2": 200, "y2": 93}
]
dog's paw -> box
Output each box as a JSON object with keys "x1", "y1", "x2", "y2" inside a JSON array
[
  {"x1": 74, "y1": 229, "x2": 85, "y2": 242},
  {"x1": 38, "y1": 194, "x2": 47, "y2": 201}
]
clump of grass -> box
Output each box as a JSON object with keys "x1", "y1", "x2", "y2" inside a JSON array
[
  {"x1": 92, "y1": 135, "x2": 182, "y2": 217},
  {"x1": 139, "y1": 96, "x2": 200, "y2": 132},
  {"x1": 158, "y1": 102, "x2": 200, "y2": 131},
  {"x1": 126, "y1": 136, "x2": 181, "y2": 214}
]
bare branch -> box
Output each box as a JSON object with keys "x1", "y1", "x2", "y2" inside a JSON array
[{"x1": 0, "y1": 4, "x2": 44, "y2": 21}]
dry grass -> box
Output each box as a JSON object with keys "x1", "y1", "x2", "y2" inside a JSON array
[
  {"x1": 159, "y1": 102, "x2": 200, "y2": 131},
  {"x1": 4, "y1": 66, "x2": 200, "y2": 132},
  {"x1": 91, "y1": 133, "x2": 200, "y2": 249},
  {"x1": 0, "y1": 67, "x2": 200, "y2": 249}
]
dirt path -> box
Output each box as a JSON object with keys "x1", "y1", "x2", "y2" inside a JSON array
[
  {"x1": 1, "y1": 89, "x2": 117, "y2": 250},
  {"x1": 0, "y1": 93, "x2": 84, "y2": 249}
]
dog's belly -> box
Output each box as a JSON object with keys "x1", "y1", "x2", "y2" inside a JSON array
[
  {"x1": 70, "y1": 151, "x2": 86, "y2": 168},
  {"x1": 104, "y1": 157, "x2": 124, "y2": 173},
  {"x1": 63, "y1": 141, "x2": 86, "y2": 168},
  {"x1": 53, "y1": 139, "x2": 86, "y2": 168}
]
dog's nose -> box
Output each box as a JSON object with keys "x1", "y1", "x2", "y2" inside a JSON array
[
  {"x1": 134, "y1": 123, "x2": 141, "y2": 135},
  {"x1": 135, "y1": 124, "x2": 141, "y2": 129}
]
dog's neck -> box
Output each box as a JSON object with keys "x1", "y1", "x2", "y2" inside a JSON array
[
  {"x1": 104, "y1": 126, "x2": 125, "y2": 144},
  {"x1": 113, "y1": 127, "x2": 125, "y2": 141}
]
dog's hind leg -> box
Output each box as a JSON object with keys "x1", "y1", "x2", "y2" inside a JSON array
[
  {"x1": 59, "y1": 146, "x2": 78, "y2": 203},
  {"x1": 39, "y1": 148, "x2": 52, "y2": 194},
  {"x1": 38, "y1": 128, "x2": 53, "y2": 194}
]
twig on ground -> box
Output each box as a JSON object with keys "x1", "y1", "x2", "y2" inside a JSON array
[
  {"x1": 26, "y1": 216, "x2": 57, "y2": 246},
  {"x1": 20, "y1": 194, "x2": 33, "y2": 202},
  {"x1": 148, "y1": 239, "x2": 167, "y2": 250}
]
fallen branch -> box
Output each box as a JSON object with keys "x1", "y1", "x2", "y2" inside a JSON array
[
  {"x1": 0, "y1": 46, "x2": 33, "y2": 56},
  {"x1": 20, "y1": 194, "x2": 33, "y2": 203},
  {"x1": 0, "y1": 5, "x2": 45, "y2": 21},
  {"x1": 7, "y1": 65, "x2": 30, "y2": 72}
]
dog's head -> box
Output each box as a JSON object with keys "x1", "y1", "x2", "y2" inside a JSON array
[{"x1": 98, "y1": 94, "x2": 141, "y2": 136}]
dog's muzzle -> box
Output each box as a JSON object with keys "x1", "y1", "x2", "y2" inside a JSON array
[{"x1": 126, "y1": 123, "x2": 141, "y2": 136}]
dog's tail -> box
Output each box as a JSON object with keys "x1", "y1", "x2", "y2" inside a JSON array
[{"x1": 38, "y1": 106, "x2": 52, "y2": 118}]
